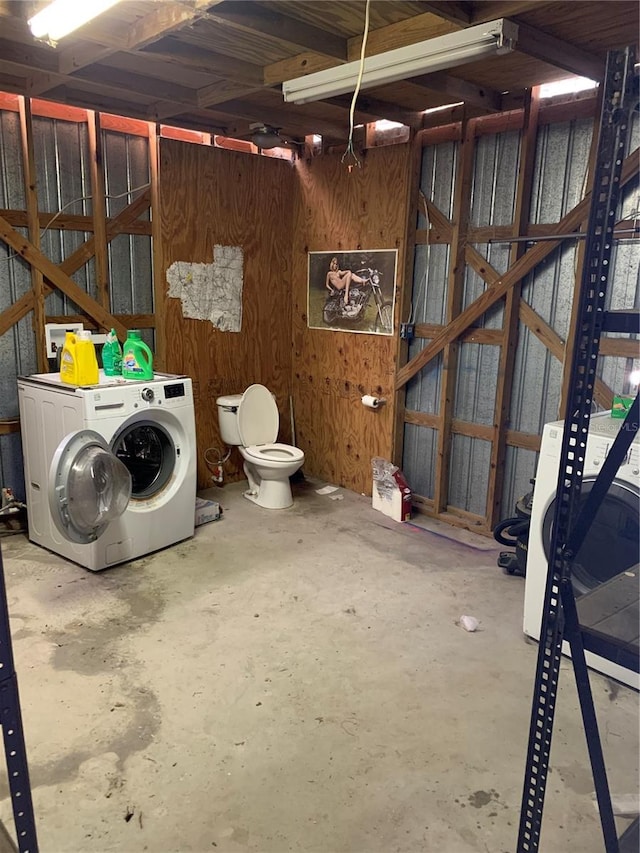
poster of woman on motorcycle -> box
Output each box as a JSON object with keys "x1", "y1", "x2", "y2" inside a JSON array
[{"x1": 306, "y1": 249, "x2": 398, "y2": 335}]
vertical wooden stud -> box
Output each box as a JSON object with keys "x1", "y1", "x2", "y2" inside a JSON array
[
  {"x1": 87, "y1": 110, "x2": 110, "y2": 315},
  {"x1": 433, "y1": 115, "x2": 475, "y2": 513},
  {"x1": 148, "y1": 121, "x2": 166, "y2": 370},
  {"x1": 558, "y1": 86, "x2": 604, "y2": 419},
  {"x1": 18, "y1": 96, "x2": 46, "y2": 372},
  {"x1": 392, "y1": 128, "x2": 422, "y2": 467},
  {"x1": 487, "y1": 89, "x2": 540, "y2": 529}
]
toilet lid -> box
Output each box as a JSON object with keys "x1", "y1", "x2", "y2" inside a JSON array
[{"x1": 237, "y1": 384, "x2": 278, "y2": 447}]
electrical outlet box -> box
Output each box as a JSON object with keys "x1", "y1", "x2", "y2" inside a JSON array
[{"x1": 400, "y1": 323, "x2": 415, "y2": 341}]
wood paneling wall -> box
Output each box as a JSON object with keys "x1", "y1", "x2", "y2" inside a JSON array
[
  {"x1": 159, "y1": 139, "x2": 296, "y2": 488},
  {"x1": 291, "y1": 144, "x2": 414, "y2": 495}
]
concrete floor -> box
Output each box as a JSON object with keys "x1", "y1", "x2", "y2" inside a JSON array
[{"x1": 0, "y1": 477, "x2": 637, "y2": 853}]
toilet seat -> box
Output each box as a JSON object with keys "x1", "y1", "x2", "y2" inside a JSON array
[
  {"x1": 243, "y1": 443, "x2": 304, "y2": 463},
  {"x1": 237, "y1": 384, "x2": 279, "y2": 447}
]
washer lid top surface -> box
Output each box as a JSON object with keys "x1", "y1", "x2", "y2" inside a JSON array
[{"x1": 237, "y1": 384, "x2": 279, "y2": 446}]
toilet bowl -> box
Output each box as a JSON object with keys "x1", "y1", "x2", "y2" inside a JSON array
[{"x1": 216, "y1": 385, "x2": 304, "y2": 509}]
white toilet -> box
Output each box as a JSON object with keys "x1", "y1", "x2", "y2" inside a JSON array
[{"x1": 216, "y1": 384, "x2": 305, "y2": 509}]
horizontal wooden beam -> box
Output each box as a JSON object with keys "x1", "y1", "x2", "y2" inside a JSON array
[
  {"x1": 46, "y1": 313, "x2": 155, "y2": 329},
  {"x1": 410, "y1": 71, "x2": 503, "y2": 112},
  {"x1": 415, "y1": 1, "x2": 471, "y2": 25},
  {"x1": 514, "y1": 21, "x2": 605, "y2": 82},
  {"x1": 0, "y1": 209, "x2": 151, "y2": 236},
  {"x1": 204, "y1": 2, "x2": 348, "y2": 61}
]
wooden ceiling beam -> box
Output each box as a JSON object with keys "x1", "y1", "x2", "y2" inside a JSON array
[
  {"x1": 203, "y1": 1, "x2": 348, "y2": 61},
  {"x1": 265, "y1": 12, "x2": 461, "y2": 85},
  {"x1": 471, "y1": 1, "x2": 552, "y2": 21},
  {"x1": 30, "y1": 0, "x2": 222, "y2": 95},
  {"x1": 326, "y1": 94, "x2": 423, "y2": 128},
  {"x1": 139, "y1": 37, "x2": 264, "y2": 87},
  {"x1": 0, "y1": 38, "x2": 58, "y2": 73},
  {"x1": 410, "y1": 71, "x2": 504, "y2": 112},
  {"x1": 414, "y1": 2, "x2": 472, "y2": 25},
  {"x1": 514, "y1": 21, "x2": 605, "y2": 81},
  {"x1": 76, "y1": 65, "x2": 199, "y2": 108}
]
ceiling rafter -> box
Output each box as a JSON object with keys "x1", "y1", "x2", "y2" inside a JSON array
[
  {"x1": 202, "y1": 1, "x2": 349, "y2": 61},
  {"x1": 514, "y1": 21, "x2": 605, "y2": 81},
  {"x1": 410, "y1": 71, "x2": 504, "y2": 111},
  {"x1": 414, "y1": 1, "x2": 472, "y2": 25},
  {"x1": 29, "y1": 0, "x2": 223, "y2": 96}
]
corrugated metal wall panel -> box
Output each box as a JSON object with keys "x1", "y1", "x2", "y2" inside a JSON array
[
  {"x1": 403, "y1": 423, "x2": 437, "y2": 500},
  {"x1": 0, "y1": 110, "x2": 24, "y2": 209},
  {"x1": 509, "y1": 326, "x2": 561, "y2": 434},
  {"x1": 448, "y1": 435, "x2": 491, "y2": 516},
  {"x1": 501, "y1": 445, "x2": 537, "y2": 522},
  {"x1": 412, "y1": 242, "x2": 450, "y2": 325},
  {"x1": 103, "y1": 131, "x2": 150, "y2": 217},
  {"x1": 453, "y1": 342, "x2": 500, "y2": 425},
  {"x1": 530, "y1": 118, "x2": 593, "y2": 223},
  {"x1": 470, "y1": 129, "x2": 520, "y2": 227},
  {"x1": 418, "y1": 140, "x2": 456, "y2": 227},
  {"x1": 463, "y1": 242, "x2": 509, "y2": 326},
  {"x1": 406, "y1": 349, "x2": 442, "y2": 414}
]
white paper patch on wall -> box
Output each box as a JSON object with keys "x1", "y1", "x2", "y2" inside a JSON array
[{"x1": 166, "y1": 245, "x2": 244, "y2": 332}]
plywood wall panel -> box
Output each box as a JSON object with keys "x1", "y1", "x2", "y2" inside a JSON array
[
  {"x1": 291, "y1": 143, "x2": 413, "y2": 494},
  {"x1": 159, "y1": 139, "x2": 295, "y2": 488}
]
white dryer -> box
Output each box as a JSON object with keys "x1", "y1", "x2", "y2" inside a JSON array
[
  {"x1": 524, "y1": 411, "x2": 639, "y2": 689},
  {"x1": 17, "y1": 371, "x2": 197, "y2": 571}
]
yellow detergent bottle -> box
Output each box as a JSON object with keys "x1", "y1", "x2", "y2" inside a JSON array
[
  {"x1": 122, "y1": 330, "x2": 154, "y2": 380},
  {"x1": 60, "y1": 330, "x2": 99, "y2": 386}
]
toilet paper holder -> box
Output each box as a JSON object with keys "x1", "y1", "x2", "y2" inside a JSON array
[{"x1": 361, "y1": 395, "x2": 387, "y2": 409}]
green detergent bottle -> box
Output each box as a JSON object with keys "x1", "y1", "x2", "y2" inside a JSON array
[
  {"x1": 102, "y1": 329, "x2": 123, "y2": 376},
  {"x1": 122, "y1": 330, "x2": 154, "y2": 380}
]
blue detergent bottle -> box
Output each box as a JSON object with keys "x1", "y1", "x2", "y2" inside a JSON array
[{"x1": 122, "y1": 330, "x2": 154, "y2": 380}]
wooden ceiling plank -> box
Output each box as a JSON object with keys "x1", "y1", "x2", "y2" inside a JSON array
[
  {"x1": 77, "y1": 64, "x2": 199, "y2": 107},
  {"x1": 32, "y1": 1, "x2": 224, "y2": 96},
  {"x1": 414, "y1": 2, "x2": 472, "y2": 25},
  {"x1": 203, "y1": 1, "x2": 348, "y2": 61},
  {"x1": 139, "y1": 38, "x2": 264, "y2": 87},
  {"x1": 410, "y1": 71, "x2": 503, "y2": 111},
  {"x1": 515, "y1": 21, "x2": 606, "y2": 81},
  {"x1": 196, "y1": 81, "x2": 265, "y2": 110},
  {"x1": 471, "y1": 1, "x2": 552, "y2": 21},
  {"x1": 327, "y1": 94, "x2": 423, "y2": 128},
  {"x1": 0, "y1": 38, "x2": 58, "y2": 73}
]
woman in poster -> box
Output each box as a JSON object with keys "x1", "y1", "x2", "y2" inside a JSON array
[{"x1": 325, "y1": 257, "x2": 367, "y2": 306}]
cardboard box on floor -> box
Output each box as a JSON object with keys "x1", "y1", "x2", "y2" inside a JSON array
[{"x1": 371, "y1": 462, "x2": 412, "y2": 523}]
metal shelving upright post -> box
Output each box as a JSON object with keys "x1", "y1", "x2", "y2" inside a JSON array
[
  {"x1": 0, "y1": 544, "x2": 38, "y2": 852},
  {"x1": 516, "y1": 46, "x2": 639, "y2": 853}
]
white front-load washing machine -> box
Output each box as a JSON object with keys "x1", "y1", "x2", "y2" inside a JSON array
[
  {"x1": 524, "y1": 411, "x2": 639, "y2": 689},
  {"x1": 17, "y1": 371, "x2": 197, "y2": 571}
]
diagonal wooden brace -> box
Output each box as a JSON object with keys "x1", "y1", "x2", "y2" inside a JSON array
[
  {"x1": 395, "y1": 148, "x2": 639, "y2": 390},
  {"x1": 0, "y1": 190, "x2": 149, "y2": 339}
]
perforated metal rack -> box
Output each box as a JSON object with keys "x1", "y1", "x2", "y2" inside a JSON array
[
  {"x1": 0, "y1": 545, "x2": 38, "y2": 852},
  {"x1": 516, "y1": 46, "x2": 639, "y2": 853}
]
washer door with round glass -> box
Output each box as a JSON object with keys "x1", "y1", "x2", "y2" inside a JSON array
[
  {"x1": 49, "y1": 430, "x2": 132, "y2": 544},
  {"x1": 111, "y1": 419, "x2": 175, "y2": 499},
  {"x1": 543, "y1": 476, "x2": 640, "y2": 596}
]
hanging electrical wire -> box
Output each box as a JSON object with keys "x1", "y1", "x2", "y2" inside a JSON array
[{"x1": 341, "y1": 0, "x2": 371, "y2": 170}]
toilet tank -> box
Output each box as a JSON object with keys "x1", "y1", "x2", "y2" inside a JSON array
[{"x1": 216, "y1": 394, "x2": 243, "y2": 445}]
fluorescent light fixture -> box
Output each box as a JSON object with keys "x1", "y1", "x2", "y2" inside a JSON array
[
  {"x1": 283, "y1": 19, "x2": 518, "y2": 104},
  {"x1": 29, "y1": 0, "x2": 121, "y2": 43}
]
